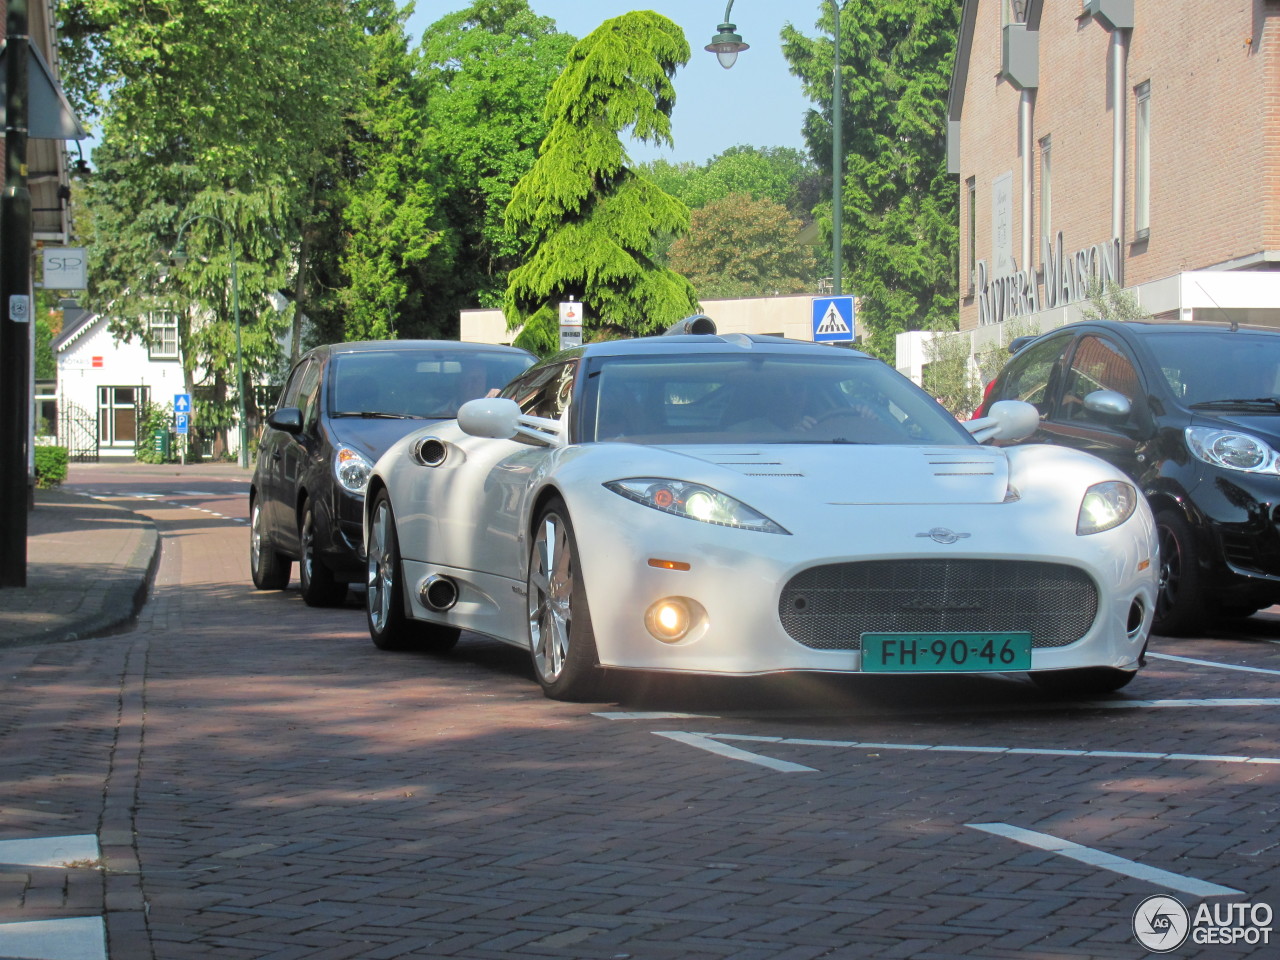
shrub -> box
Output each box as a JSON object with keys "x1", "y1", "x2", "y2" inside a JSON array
[{"x1": 34, "y1": 444, "x2": 68, "y2": 488}]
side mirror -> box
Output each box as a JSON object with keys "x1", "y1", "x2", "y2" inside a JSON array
[
  {"x1": 458, "y1": 397, "x2": 521, "y2": 439},
  {"x1": 964, "y1": 399, "x2": 1039, "y2": 444},
  {"x1": 1083, "y1": 389, "x2": 1132, "y2": 419},
  {"x1": 266, "y1": 407, "x2": 303, "y2": 435}
]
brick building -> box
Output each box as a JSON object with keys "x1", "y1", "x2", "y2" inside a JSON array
[{"x1": 928, "y1": 0, "x2": 1280, "y2": 371}]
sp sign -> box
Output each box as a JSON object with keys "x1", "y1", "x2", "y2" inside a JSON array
[{"x1": 42, "y1": 247, "x2": 87, "y2": 290}]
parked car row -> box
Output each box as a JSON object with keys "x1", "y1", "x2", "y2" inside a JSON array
[
  {"x1": 250, "y1": 318, "x2": 1159, "y2": 702},
  {"x1": 976, "y1": 319, "x2": 1280, "y2": 636}
]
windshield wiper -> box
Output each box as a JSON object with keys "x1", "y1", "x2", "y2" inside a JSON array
[
  {"x1": 1189, "y1": 397, "x2": 1280, "y2": 411},
  {"x1": 332, "y1": 411, "x2": 423, "y2": 419}
]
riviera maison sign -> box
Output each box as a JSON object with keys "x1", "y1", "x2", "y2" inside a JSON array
[{"x1": 976, "y1": 232, "x2": 1121, "y2": 325}]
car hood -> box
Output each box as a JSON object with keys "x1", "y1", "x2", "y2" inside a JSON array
[
  {"x1": 650, "y1": 444, "x2": 1013, "y2": 505},
  {"x1": 330, "y1": 416, "x2": 447, "y2": 462}
]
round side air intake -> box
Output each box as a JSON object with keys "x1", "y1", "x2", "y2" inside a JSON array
[{"x1": 413, "y1": 437, "x2": 447, "y2": 467}]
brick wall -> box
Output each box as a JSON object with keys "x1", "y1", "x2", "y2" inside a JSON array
[{"x1": 956, "y1": 0, "x2": 1280, "y2": 330}]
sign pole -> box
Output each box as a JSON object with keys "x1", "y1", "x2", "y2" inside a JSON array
[{"x1": 0, "y1": 0, "x2": 32, "y2": 587}]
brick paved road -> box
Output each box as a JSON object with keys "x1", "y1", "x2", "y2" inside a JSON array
[{"x1": 1, "y1": 471, "x2": 1278, "y2": 959}]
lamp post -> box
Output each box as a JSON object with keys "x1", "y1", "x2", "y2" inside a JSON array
[
  {"x1": 172, "y1": 214, "x2": 248, "y2": 469},
  {"x1": 707, "y1": 0, "x2": 843, "y2": 296}
]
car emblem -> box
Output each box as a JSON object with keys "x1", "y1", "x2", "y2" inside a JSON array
[{"x1": 916, "y1": 527, "x2": 971, "y2": 544}]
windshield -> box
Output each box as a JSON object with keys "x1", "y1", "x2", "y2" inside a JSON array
[
  {"x1": 329, "y1": 351, "x2": 531, "y2": 419},
  {"x1": 582, "y1": 354, "x2": 974, "y2": 446},
  {"x1": 1144, "y1": 331, "x2": 1280, "y2": 408}
]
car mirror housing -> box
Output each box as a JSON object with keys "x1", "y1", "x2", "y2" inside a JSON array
[
  {"x1": 964, "y1": 400, "x2": 1039, "y2": 444},
  {"x1": 458, "y1": 397, "x2": 522, "y2": 439},
  {"x1": 266, "y1": 407, "x2": 303, "y2": 435},
  {"x1": 1083, "y1": 389, "x2": 1132, "y2": 419},
  {"x1": 458, "y1": 397, "x2": 564, "y2": 447}
]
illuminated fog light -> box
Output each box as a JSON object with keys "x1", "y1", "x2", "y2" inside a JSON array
[{"x1": 644, "y1": 597, "x2": 705, "y2": 643}]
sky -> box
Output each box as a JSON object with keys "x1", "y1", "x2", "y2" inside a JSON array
[{"x1": 406, "y1": 1, "x2": 819, "y2": 165}]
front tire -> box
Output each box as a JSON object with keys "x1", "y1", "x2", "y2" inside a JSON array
[
  {"x1": 366, "y1": 491, "x2": 459, "y2": 653},
  {"x1": 249, "y1": 496, "x2": 291, "y2": 590},
  {"x1": 1154, "y1": 508, "x2": 1204, "y2": 636},
  {"x1": 299, "y1": 499, "x2": 348, "y2": 607},
  {"x1": 1030, "y1": 667, "x2": 1135, "y2": 697},
  {"x1": 527, "y1": 499, "x2": 602, "y2": 701}
]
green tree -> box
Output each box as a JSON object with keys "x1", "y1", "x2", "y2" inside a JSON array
[
  {"x1": 646, "y1": 145, "x2": 820, "y2": 220},
  {"x1": 1081, "y1": 278, "x2": 1152, "y2": 323},
  {"x1": 504, "y1": 11, "x2": 699, "y2": 353},
  {"x1": 65, "y1": 0, "x2": 368, "y2": 451},
  {"x1": 783, "y1": 1, "x2": 960, "y2": 359},
  {"x1": 421, "y1": 0, "x2": 576, "y2": 317},
  {"x1": 338, "y1": 3, "x2": 450, "y2": 341},
  {"x1": 668, "y1": 193, "x2": 818, "y2": 299}
]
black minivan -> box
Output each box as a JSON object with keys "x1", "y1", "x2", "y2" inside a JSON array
[
  {"x1": 977, "y1": 319, "x2": 1280, "y2": 635},
  {"x1": 250, "y1": 340, "x2": 535, "y2": 605}
]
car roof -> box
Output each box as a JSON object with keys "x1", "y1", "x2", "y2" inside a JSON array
[
  {"x1": 1009, "y1": 319, "x2": 1280, "y2": 356},
  {"x1": 553, "y1": 332, "x2": 875, "y2": 361},
  {"x1": 303, "y1": 340, "x2": 536, "y2": 361}
]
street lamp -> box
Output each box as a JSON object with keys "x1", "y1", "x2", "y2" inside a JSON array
[
  {"x1": 708, "y1": 0, "x2": 843, "y2": 296},
  {"x1": 171, "y1": 214, "x2": 248, "y2": 468}
]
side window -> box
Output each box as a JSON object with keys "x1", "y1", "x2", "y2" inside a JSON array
[
  {"x1": 994, "y1": 335, "x2": 1072, "y2": 418},
  {"x1": 297, "y1": 360, "x2": 323, "y2": 431},
  {"x1": 502, "y1": 361, "x2": 578, "y2": 419},
  {"x1": 1059, "y1": 336, "x2": 1140, "y2": 427},
  {"x1": 276, "y1": 358, "x2": 311, "y2": 409}
]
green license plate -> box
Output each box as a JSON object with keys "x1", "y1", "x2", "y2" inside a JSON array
[{"x1": 860, "y1": 632, "x2": 1032, "y2": 673}]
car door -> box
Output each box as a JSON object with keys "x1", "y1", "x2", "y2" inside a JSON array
[
  {"x1": 274, "y1": 357, "x2": 324, "y2": 556},
  {"x1": 259, "y1": 357, "x2": 313, "y2": 542},
  {"x1": 987, "y1": 330, "x2": 1075, "y2": 442},
  {"x1": 464, "y1": 359, "x2": 580, "y2": 581},
  {"x1": 1037, "y1": 333, "x2": 1151, "y2": 479}
]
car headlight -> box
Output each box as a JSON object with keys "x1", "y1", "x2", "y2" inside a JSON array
[
  {"x1": 1077, "y1": 480, "x2": 1138, "y2": 536},
  {"x1": 334, "y1": 446, "x2": 373, "y2": 495},
  {"x1": 604, "y1": 478, "x2": 790, "y2": 534},
  {"x1": 1186, "y1": 426, "x2": 1280, "y2": 474}
]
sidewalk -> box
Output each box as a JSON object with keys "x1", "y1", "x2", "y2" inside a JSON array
[{"x1": 0, "y1": 486, "x2": 159, "y2": 648}]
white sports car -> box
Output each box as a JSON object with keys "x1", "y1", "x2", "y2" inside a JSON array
[{"x1": 363, "y1": 319, "x2": 1157, "y2": 701}]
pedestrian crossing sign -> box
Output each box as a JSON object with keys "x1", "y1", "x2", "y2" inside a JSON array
[{"x1": 811, "y1": 296, "x2": 856, "y2": 342}]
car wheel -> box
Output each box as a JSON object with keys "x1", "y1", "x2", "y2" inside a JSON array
[
  {"x1": 366, "y1": 491, "x2": 460, "y2": 653},
  {"x1": 1029, "y1": 667, "x2": 1135, "y2": 697},
  {"x1": 298, "y1": 499, "x2": 348, "y2": 607},
  {"x1": 1154, "y1": 508, "x2": 1204, "y2": 636},
  {"x1": 249, "y1": 496, "x2": 291, "y2": 590},
  {"x1": 527, "y1": 498, "x2": 603, "y2": 701}
]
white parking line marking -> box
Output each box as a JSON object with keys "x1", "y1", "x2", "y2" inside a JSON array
[
  {"x1": 0, "y1": 916, "x2": 107, "y2": 960},
  {"x1": 967, "y1": 823, "x2": 1244, "y2": 898},
  {"x1": 1148, "y1": 652, "x2": 1280, "y2": 676},
  {"x1": 1083, "y1": 697, "x2": 1280, "y2": 708},
  {"x1": 655, "y1": 731, "x2": 817, "y2": 772},
  {"x1": 172, "y1": 490, "x2": 220, "y2": 496},
  {"x1": 656, "y1": 731, "x2": 1280, "y2": 772},
  {"x1": 0, "y1": 834, "x2": 100, "y2": 867}
]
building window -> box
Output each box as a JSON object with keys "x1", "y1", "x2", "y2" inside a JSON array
[
  {"x1": 1039, "y1": 136, "x2": 1052, "y2": 263},
  {"x1": 966, "y1": 177, "x2": 977, "y2": 294},
  {"x1": 148, "y1": 312, "x2": 179, "y2": 360},
  {"x1": 1134, "y1": 81, "x2": 1151, "y2": 239}
]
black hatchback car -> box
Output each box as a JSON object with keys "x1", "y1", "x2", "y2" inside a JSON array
[
  {"x1": 977, "y1": 319, "x2": 1280, "y2": 635},
  {"x1": 250, "y1": 340, "x2": 535, "y2": 605}
]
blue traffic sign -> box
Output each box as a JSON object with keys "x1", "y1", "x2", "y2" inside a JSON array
[
  {"x1": 811, "y1": 296, "x2": 856, "y2": 342},
  {"x1": 174, "y1": 393, "x2": 192, "y2": 414},
  {"x1": 175, "y1": 412, "x2": 189, "y2": 435}
]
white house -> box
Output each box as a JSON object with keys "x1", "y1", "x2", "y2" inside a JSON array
[{"x1": 51, "y1": 303, "x2": 194, "y2": 460}]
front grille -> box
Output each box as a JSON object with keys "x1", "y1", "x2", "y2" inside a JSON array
[{"x1": 779, "y1": 559, "x2": 1098, "y2": 651}]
